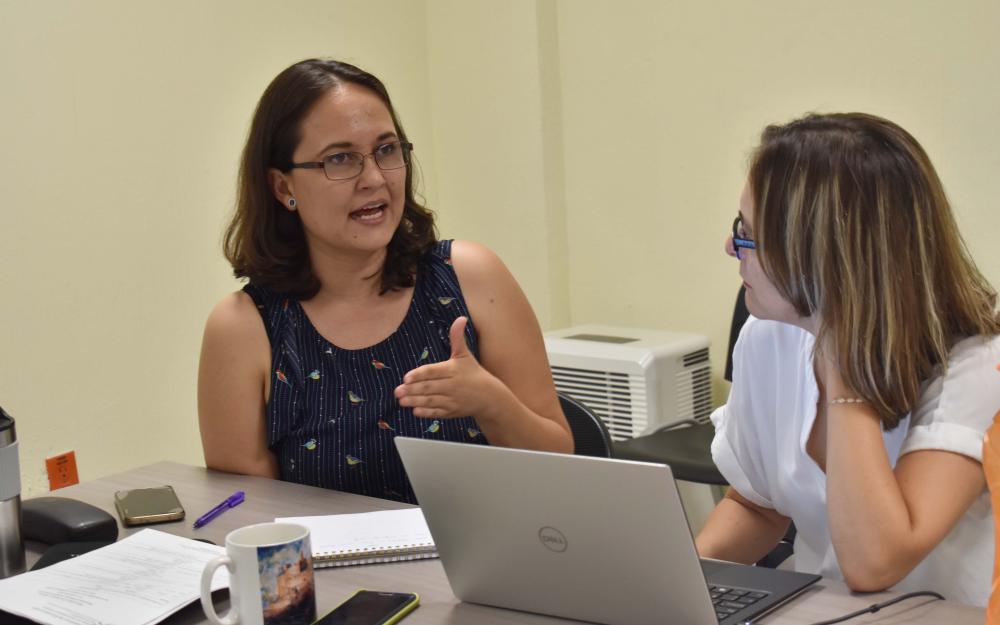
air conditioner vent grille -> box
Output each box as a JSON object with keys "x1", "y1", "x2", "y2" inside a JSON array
[
  {"x1": 551, "y1": 367, "x2": 646, "y2": 441},
  {"x1": 676, "y1": 365, "x2": 714, "y2": 424},
  {"x1": 682, "y1": 348, "x2": 709, "y2": 367}
]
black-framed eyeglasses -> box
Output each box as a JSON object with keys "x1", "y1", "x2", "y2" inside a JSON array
[
  {"x1": 290, "y1": 141, "x2": 413, "y2": 181},
  {"x1": 732, "y1": 215, "x2": 756, "y2": 260}
]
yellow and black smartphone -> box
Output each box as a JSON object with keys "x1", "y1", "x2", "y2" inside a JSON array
[
  {"x1": 313, "y1": 590, "x2": 419, "y2": 625},
  {"x1": 113, "y1": 485, "x2": 185, "y2": 526}
]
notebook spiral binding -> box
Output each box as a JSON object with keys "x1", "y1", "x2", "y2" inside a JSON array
[{"x1": 313, "y1": 543, "x2": 438, "y2": 568}]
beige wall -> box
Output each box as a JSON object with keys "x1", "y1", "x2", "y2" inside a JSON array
[
  {"x1": 2, "y1": 0, "x2": 998, "y2": 497},
  {"x1": 556, "y1": 1, "x2": 1000, "y2": 399},
  {"x1": 424, "y1": 0, "x2": 571, "y2": 329},
  {"x1": 0, "y1": 0, "x2": 437, "y2": 495}
]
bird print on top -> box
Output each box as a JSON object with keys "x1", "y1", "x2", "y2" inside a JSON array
[{"x1": 244, "y1": 240, "x2": 489, "y2": 505}]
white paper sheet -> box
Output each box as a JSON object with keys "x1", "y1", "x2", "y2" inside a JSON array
[{"x1": 0, "y1": 529, "x2": 228, "y2": 625}]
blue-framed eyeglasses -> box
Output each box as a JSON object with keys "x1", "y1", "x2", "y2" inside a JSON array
[{"x1": 732, "y1": 216, "x2": 756, "y2": 260}]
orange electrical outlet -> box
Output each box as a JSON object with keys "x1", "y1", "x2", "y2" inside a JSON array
[{"x1": 46, "y1": 451, "x2": 80, "y2": 490}]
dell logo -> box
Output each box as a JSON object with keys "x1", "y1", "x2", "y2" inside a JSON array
[{"x1": 538, "y1": 526, "x2": 568, "y2": 553}]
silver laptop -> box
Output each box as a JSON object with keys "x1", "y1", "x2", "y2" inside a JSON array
[{"x1": 395, "y1": 437, "x2": 819, "y2": 625}]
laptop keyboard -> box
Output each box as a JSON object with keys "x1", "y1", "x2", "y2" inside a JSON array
[{"x1": 709, "y1": 585, "x2": 769, "y2": 621}]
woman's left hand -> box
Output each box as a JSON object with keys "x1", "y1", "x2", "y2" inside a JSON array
[{"x1": 394, "y1": 316, "x2": 502, "y2": 420}]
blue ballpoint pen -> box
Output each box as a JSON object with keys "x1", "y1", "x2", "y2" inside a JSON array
[{"x1": 193, "y1": 491, "x2": 245, "y2": 528}]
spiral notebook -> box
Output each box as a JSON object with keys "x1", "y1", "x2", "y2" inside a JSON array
[{"x1": 276, "y1": 507, "x2": 437, "y2": 568}]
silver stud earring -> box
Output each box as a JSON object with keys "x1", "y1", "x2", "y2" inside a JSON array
[{"x1": 288, "y1": 198, "x2": 297, "y2": 208}]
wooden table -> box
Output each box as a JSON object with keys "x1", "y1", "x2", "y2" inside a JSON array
[{"x1": 22, "y1": 462, "x2": 986, "y2": 624}]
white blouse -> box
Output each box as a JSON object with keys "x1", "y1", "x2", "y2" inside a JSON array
[{"x1": 711, "y1": 317, "x2": 1000, "y2": 607}]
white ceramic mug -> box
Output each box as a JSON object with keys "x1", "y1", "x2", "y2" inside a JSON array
[{"x1": 201, "y1": 522, "x2": 316, "y2": 625}]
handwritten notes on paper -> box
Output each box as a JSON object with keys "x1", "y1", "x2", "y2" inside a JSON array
[{"x1": 0, "y1": 529, "x2": 227, "y2": 625}]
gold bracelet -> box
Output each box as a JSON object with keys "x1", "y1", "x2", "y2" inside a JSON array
[{"x1": 828, "y1": 397, "x2": 865, "y2": 405}]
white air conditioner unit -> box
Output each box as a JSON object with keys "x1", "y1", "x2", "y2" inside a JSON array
[{"x1": 544, "y1": 325, "x2": 713, "y2": 441}]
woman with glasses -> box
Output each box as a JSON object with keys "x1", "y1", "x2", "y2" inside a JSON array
[
  {"x1": 198, "y1": 59, "x2": 571, "y2": 504},
  {"x1": 696, "y1": 112, "x2": 1000, "y2": 606}
]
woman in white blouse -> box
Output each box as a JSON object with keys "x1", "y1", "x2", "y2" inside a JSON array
[{"x1": 695, "y1": 112, "x2": 1000, "y2": 607}]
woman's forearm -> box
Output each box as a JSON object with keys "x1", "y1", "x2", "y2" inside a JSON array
[
  {"x1": 824, "y1": 402, "x2": 916, "y2": 590},
  {"x1": 696, "y1": 490, "x2": 790, "y2": 564},
  {"x1": 472, "y1": 376, "x2": 574, "y2": 454}
]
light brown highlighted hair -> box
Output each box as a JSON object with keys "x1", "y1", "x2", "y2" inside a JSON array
[
  {"x1": 748, "y1": 112, "x2": 999, "y2": 429},
  {"x1": 224, "y1": 59, "x2": 436, "y2": 299}
]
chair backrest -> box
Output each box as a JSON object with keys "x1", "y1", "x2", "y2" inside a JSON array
[
  {"x1": 724, "y1": 285, "x2": 750, "y2": 382},
  {"x1": 558, "y1": 393, "x2": 613, "y2": 458}
]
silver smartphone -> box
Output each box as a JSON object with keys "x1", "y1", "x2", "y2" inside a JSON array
[{"x1": 114, "y1": 485, "x2": 185, "y2": 526}]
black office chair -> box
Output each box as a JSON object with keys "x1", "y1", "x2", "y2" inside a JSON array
[
  {"x1": 611, "y1": 419, "x2": 725, "y2": 485},
  {"x1": 558, "y1": 393, "x2": 614, "y2": 458}
]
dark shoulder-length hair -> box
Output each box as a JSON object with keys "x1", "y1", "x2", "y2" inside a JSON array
[
  {"x1": 223, "y1": 58, "x2": 437, "y2": 298},
  {"x1": 748, "y1": 112, "x2": 999, "y2": 429}
]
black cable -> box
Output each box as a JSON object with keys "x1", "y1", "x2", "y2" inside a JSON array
[
  {"x1": 739, "y1": 590, "x2": 946, "y2": 625},
  {"x1": 804, "y1": 590, "x2": 946, "y2": 625}
]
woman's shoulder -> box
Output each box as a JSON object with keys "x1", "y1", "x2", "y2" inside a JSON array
[
  {"x1": 449, "y1": 239, "x2": 504, "y2": 269},
  {"x1": 204, "y1": 290, "x2": 267, "y2": 340},
  {"x1": 736, "y1": 316, "x2": 814, "y2": 358},
  {"x1": 428, "y1": 239, "x2": 501, "y2": 264},
  {"x1": 903, "y1": 332, "x2": 1000, "y2": 459},
  {"x1": 201, "y1": 290, "x2": 271, "y2": 368},
  {"x1": 930, "y1": 333, "x2": 1000, "y2": 393},
  {"x1": 947, "y1": 332, "x2": 1000, "y2": 366},
  {"x1": 426, "y1": 239, "x2": 511, "y2": 286},
  {"x1": 239, "y1": 282, "x2": 284, "y2": 310},
  {"x1": 935, "y1": 332, "x2": 1000, "y2": 405},
  {"x1": 913, "y1": 333, "x2": 1000, "y2": 417}
]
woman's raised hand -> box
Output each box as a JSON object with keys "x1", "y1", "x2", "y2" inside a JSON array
[{"x1": 395, "y1": 316, "x2": 502, "y2": 421}]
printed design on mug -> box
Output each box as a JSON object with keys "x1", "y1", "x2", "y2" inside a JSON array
[{"x1": 257, "y1": 537, "x2": 316, "y2": 625}]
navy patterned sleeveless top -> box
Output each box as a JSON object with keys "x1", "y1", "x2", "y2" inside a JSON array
[{"x1": 245, "y1": 240, "x2": 489, "y2": 504}]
